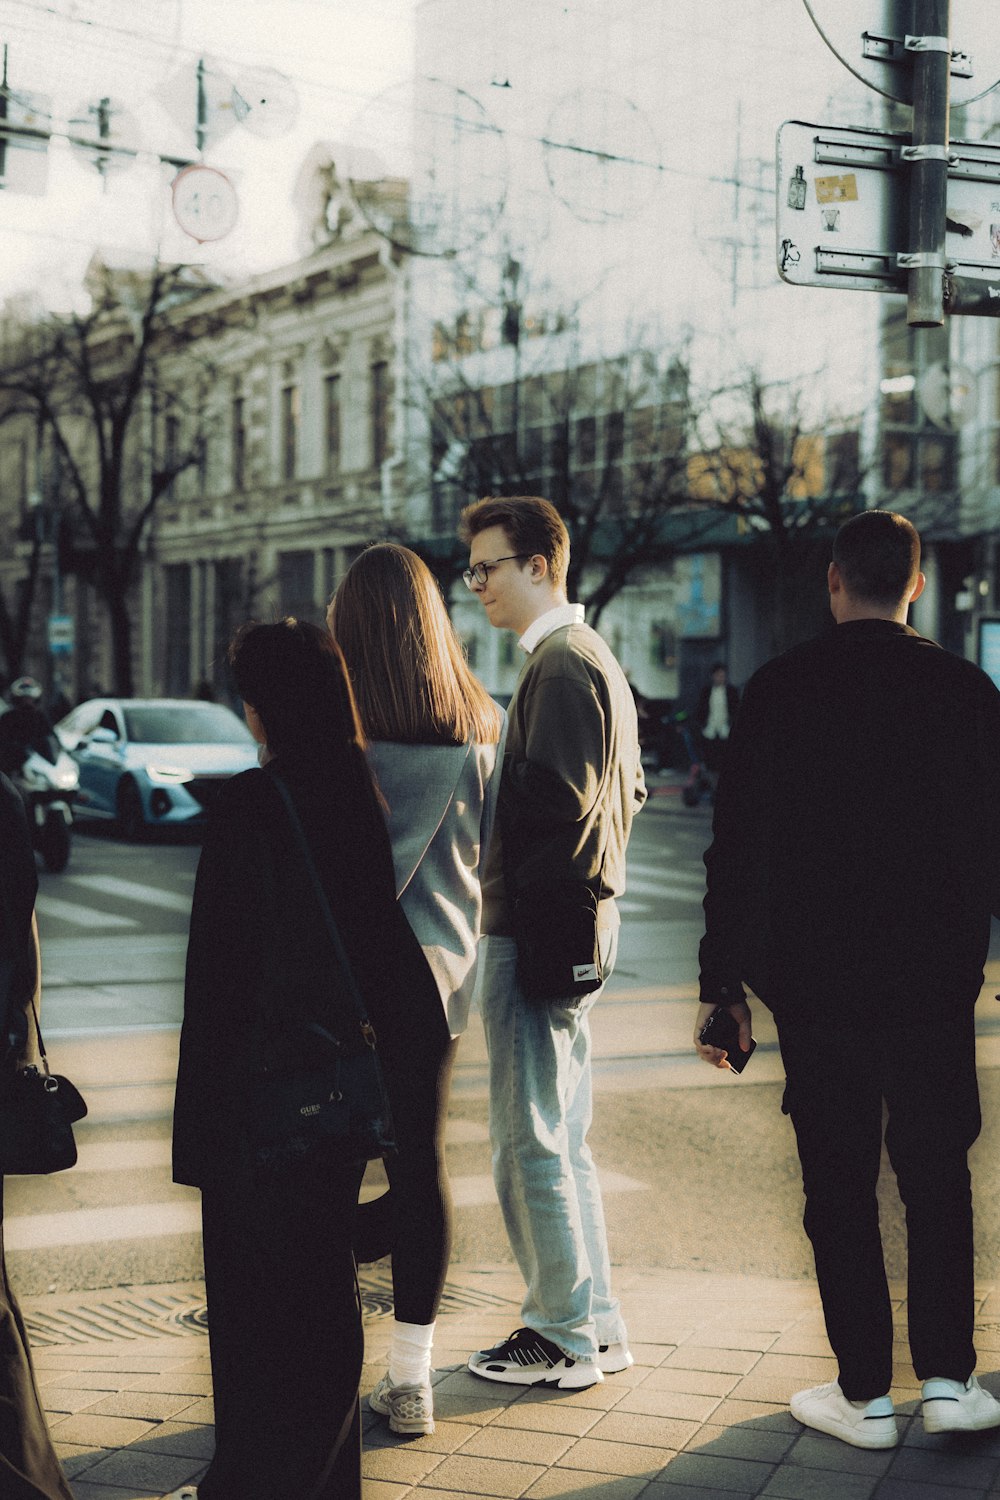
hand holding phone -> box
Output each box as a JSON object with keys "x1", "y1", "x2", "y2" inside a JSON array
[{"x1": 698, "y1": 1005, "x2": 756, "y2": 1074}]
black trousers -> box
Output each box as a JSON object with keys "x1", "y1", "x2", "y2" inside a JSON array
[
  {"x1": 777, "y1": 998, "x2": 981, "y2": 1401},
  {"x1": 198, "y1": 1152, "x2": 366, "y2": 1500},
  {"x1": 353, "y1": 1036, "x2": 458, "y2": 1324},
  {"x1": 0, "y1": 1187, "x2": 74, "y2": 1500}
]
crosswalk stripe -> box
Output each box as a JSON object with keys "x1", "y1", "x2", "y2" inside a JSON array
[
  {"x1": 4, "y1": 1170, "x2": 648, "y2": 1249},
  {"x1": 36, "y1": 895, "x2": 139, "y2": 931},
  {"x1": 622, "y1": 885, "x2": 704, "y2": 907},
  {"x1": 64, "y1": 875, "x2": 192, "y2": 914},
  {"x1": 59, "y1": 1120, "x2": 489, "y2": 1174},
  {"x1": 627, "y1": 870, "x2": 705, "y2": 892},
  {"x1": 5, "y1": 1200, "x2": 201, "y2": 1251},
  {"x1": 450, "y1": 1169, "x2": 647, "y2": 1209},
  {"x1": 73, "y1": 1140, "x2": 173, "y2": 1172}
]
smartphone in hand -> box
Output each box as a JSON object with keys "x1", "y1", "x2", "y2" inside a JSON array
[{"x1": 699, "y1": 1005, "x2": 756, "y2": 1073}]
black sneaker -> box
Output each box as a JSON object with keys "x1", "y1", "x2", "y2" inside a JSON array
[{"x1": 467, "y1": 1326, "x2": 602, "y2": 1388}]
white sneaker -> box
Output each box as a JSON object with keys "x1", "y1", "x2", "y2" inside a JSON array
[
  {"x1": 922, "y1": 1375, "x2": 1000, "y2": 1433},
  {"x1": 790, "y1": 1380, "x2": 898, "y2": 1449},
  {"x1": 368, "y1": 1371, "x2": 435, "y2": 1435},
  {"x1": 598, "y1": 1338, "x2": 635, "y2": 1374},
  {"x1": 468, "y1": 1326, "x2": 603, "y2": 1389}
]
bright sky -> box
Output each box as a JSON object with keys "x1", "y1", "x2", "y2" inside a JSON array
[
  {"x1": 2, "y1": 0, "x2": 996, "y2": 403},
  {"x1": 0, "y1": 0, "x2": 418, "y2": 300}
]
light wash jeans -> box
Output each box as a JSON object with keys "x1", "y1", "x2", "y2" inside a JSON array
[{"x1": 478, "y1": 929, "x2": 627, "y2": 1361}]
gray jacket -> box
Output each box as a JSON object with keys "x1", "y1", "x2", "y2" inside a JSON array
[{"x1": 366, "y1": 732, "x2": 503, "y2": 1035}]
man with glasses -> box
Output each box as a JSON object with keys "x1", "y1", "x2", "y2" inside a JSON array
[{"x1": 458, "y1": 494, "x2": 645, "y2": 1389}]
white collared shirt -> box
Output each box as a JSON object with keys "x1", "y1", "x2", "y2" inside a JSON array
[{"x1": 518, "y1": 602, "x2": 586, "y2": 655}]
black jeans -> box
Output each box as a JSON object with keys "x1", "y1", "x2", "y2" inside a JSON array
[{"x1": 777, "y1": 998, "x2": 981, "y2": 1401}]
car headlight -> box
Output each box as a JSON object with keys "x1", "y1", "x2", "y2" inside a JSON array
[{"x1": 146, "y1": 764, "x2": 195, "y2": 784}]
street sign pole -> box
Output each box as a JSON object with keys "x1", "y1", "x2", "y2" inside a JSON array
[{"x1": 905, "y1": 0, "x2": 951, "y2": 326}]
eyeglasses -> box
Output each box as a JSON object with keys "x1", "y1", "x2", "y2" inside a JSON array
[{"x1": 462, "y1": 554, "x2": 531, "y2": 590}]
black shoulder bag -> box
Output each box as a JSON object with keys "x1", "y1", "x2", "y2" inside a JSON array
[
  {"x1": 244, "y1": 776, "x2": 396, "y2": 1171},
  {"x1": 0, "y1": 962, "x2": 87, "y2": 1176}
]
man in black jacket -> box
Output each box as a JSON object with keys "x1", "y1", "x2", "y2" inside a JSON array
[{"x1": 696, "y1": 510, "x2": 1000, "y2": 1450}]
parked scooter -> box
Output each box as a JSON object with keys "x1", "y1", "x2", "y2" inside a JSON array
[{"x1": 10, "y1": 735, "x2": 79, "y2": 872}]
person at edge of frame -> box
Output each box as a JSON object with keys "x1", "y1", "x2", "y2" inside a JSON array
[
  {"x1": 695, "y1": 508, "x2": 1000, "y2": 1451},
  {"x1": 0, "y1": 771, "x2": 75, "y2": 1500}
]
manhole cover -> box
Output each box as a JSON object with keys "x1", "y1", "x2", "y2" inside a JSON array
[{"x1": 24, "y1": 1271, "x2": 516, "y2": 1346}]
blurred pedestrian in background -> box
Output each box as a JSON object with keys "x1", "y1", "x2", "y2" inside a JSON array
[
  {"x1": 329, "y1": 542, "x2": 504, "y2": 1436},
  {"x1": 694, "y1": 661, "x2": 739, "y2": 791}
]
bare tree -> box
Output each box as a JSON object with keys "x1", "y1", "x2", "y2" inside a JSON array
[
  {"x1": 689, "y1": 369, "x2": 868, "y2": 654},
  {"x1": 0, "y1": 260, "x2": 217, "y2": 695},
  {"x1": 410, "y1": 318, "x2": 724, "y2": 627}
]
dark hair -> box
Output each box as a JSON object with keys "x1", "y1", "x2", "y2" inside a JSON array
[
  {"x1": 227, "y1": 618, "x2": 364, "y2": 764},
  {"x1": 458, "y1": 494, "x2": 570, "y2": 590},
  {"x1": 328, "y1": 543, "x2": 503, "y2": 745},
  {"x1": 832, "y1": 510, "x2": 920, "y2": 608}
]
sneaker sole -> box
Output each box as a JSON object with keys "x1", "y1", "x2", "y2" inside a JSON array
[
  {"x1": 599, "y1": 1350, "x2": 635, "y2": 1375},
  {"x1": 368, "y1": 1390, "x2": 435, "y2": 1436},
  {"x1": 468, "y1": 1356, "x2": 602, "y2": 1389},
  {"x1": 790, "y1": 1402, "x2": 898, "y2": 1449},
  {"x1": 923, "y1": 1402, "x2": 1000, "y2": 1434}
]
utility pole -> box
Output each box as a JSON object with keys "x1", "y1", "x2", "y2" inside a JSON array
[{"x1": 904, "y1": 0, "x2": 951, "y2": 326}]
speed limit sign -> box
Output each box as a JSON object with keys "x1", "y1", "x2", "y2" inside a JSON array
[{"x1": 171, "y1": 164, "x2": 239, "y2": 243}]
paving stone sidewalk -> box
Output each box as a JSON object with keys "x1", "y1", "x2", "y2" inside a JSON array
[{"x1": 23, "y1": 1264, "x2": 1000, "y2": 1499}]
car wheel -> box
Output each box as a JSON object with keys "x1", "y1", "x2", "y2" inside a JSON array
[{"x1": 117, "y1": 779, "x2": 146, "y2": 841}]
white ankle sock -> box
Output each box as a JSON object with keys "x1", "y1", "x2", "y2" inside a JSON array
[{"x1": 389, "y1": 1320, "x2": 435, "y2": 1386}]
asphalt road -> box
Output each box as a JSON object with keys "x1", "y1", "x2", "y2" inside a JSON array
[{"x1": 9, "y1": 787, "x2": 1000, "y2": 1304}]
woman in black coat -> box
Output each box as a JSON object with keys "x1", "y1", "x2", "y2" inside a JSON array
[{"x1": 171, "y1": 619, "x2": 444, "y2": 1500}]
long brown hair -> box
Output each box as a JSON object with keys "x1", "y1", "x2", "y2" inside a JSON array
[{"x1": 328, "y1": 543, "x2": 502, "y2": 746}]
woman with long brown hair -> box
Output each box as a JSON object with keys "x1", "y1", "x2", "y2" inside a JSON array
[{"x1": 328, "y1": 542, "x2": 503, "y2": 1437}]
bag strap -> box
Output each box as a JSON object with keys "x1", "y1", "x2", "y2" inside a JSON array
[
  {"x1": 396, "y1": 738, "x2": 473, "y2": 900},
  {"x1": 0, "y1": 959, "x2": 48, "y2": 1075},
  {"x1": 270, "y1": 774, "x2": 378, "y2": 1045}
]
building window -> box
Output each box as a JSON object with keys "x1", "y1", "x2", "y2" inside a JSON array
[
  {"x1": 197, "y1": 434, "x2": 209, "y2": 497},
  {"x1": 212, "y1": 559, "x2": 243, "y2": 692},
  {"x1": 278, "y1": 549, "x2": 318, "y2": 622},
  {"x1": 920, "y1": 434, "x2": 955, "y2": 492},
  {"x1": 825, "y1": 429, "x2": 860, "y2": 492},
  {"x1": 232, "y1": 397, "x2": 246, "y2": 491},
  {"x1": 325, "y1": 373, "x2": 341, "y2": 476},
  {"x1": 164, "y1": 563, "x2": 191, "y2": 696},
  {"x1": 370, "y1": 361, "x2": 389, "y2": 468},
  {"x1": 882, "y1": 432, "x2": 913, "y2": 491},
  {"x1": 164, "y1": 415, "x2": 180, "y2": 500},
  {"x1": 281, "y1": 384, "x2": 299, "y2": 482}
]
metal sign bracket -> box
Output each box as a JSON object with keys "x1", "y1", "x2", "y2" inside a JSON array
[{"x1": 861, "y1": 30, "x2": 973, "y2": 76}]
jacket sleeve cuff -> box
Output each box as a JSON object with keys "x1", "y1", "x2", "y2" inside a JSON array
[{"x1": 698, "y1": 978, "x2": 747, "y2": 1007}]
